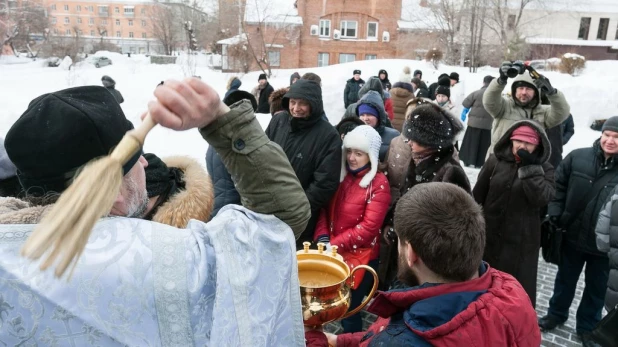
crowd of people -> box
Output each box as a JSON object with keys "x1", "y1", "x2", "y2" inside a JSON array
[{"x1": 0, "y1": 62, "x2": 615, "y2": 346}]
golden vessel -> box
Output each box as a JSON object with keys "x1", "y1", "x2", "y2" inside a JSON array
[{"x1": 298, "y1": 242, "x2": 379, "y2": 327}]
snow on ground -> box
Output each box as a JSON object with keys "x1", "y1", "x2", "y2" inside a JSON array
[{"x1": 2, "y1": 54, "x2": 617, "y2": 185}]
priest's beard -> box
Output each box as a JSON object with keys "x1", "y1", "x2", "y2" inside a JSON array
[
  {"x1": 397, "y1": 251, "x2": 420, "y2": 287},
  {"x1": 125, "y1": 175, "x2": 149, "y2": 218}
]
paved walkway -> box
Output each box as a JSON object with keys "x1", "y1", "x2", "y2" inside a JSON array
[{"x1": 325, "y1": 254, "x2": 589, "y2": 347}]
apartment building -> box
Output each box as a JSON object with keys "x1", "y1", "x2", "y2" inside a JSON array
[{"x1": 46, "y1": 0, "x2": 161, "y2": 54}]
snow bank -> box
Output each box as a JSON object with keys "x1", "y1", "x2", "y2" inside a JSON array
[{"x1": 58, "y1": 56, "x2": 73, "y2": 70}]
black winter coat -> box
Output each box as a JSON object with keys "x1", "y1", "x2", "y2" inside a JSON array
[
  {"x1": 562, "y1": 114, "x2": 575, "y2": 145},
  {"x1": 548, "y1": 138, "x2": 618, "y2": 256},
  {"x1": 256, "y1": 83, "x2": 274, "y2": 114},
  {"x1": 473, "y1": 120, "x2": 555, "y2": 307},
  {"x1": 428, "y1": 82, "x2": 439, "y2": 100},
  {"x1": 344, "y1": 78, "x2": 365, "y2": 108},
  {"x1": 546, "y1": 114, "x2": 575, "y2": 169},
  {"x1": 266, "y1": 79, "x2": 342, "y2": 248},
  {"x1": 205, "y1": 146, "x2": 240, "y2": 219}
]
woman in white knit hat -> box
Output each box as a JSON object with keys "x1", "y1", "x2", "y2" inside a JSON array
[{"x1": 313, "y1": 124, "x2": 391, "y2": 333}]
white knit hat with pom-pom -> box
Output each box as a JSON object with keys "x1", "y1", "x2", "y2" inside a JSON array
[
  {"x1": 398, "y1": 66, "x2": 412, "y2": 83},
  {"x1": 341, "y1": 125, "x2": 382, "y2": 188}
]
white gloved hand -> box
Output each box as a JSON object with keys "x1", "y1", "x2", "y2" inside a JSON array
[{"x1": 324, "y1": 242, "x2": 333, "y2": 253}]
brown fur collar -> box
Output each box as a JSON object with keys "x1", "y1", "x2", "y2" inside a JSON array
[
  {"x1": 152, "y1": 156, "x2": 214, "y2": 228},
  {"x1": 0, "y1": 197, "x2": 51, "y2": 224},
  {"x1": 0, "y1": 156, "x2": 213, "y2": 228}
]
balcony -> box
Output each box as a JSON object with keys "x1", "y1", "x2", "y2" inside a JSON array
[
  {"x1": 124, "y1": 12, "x2": 134, "y2": 17},
  {"x1": 98, "y1": 11, "x2": 109, "y2": 17}
]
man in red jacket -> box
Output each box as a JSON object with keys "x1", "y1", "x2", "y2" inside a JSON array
[{"x1": 306, "y1": 182, "x2": 541, "y2": 347}]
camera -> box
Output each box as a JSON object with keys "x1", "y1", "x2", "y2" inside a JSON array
[{"x1": 507, "y1": 60, "x2": 526, "y2": 78}]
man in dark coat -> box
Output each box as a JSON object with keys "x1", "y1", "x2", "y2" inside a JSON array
[
  {"x1": 290, "y1": 72, "x2": 301, "y2": 85},
  {"x1": 428, "y1": 74, "x2": 450, "y2": 100},
  {"x1": 252, "y1": 73, "x2": 274, "y2": 113},
  {"x1": 539, "y1": 117, "x2": 618, "y2": 338},
  {"x1": 344, "y1": 69, "x2": 365, "y2": 108},
  {"x1": 101, "y1": 75, "x2": 124, "y2": 104},
  {"x1": 378, "y1": 69, "x2": 391, "y2": 90},
  {"x1": 266, "y1": 79, "x2": 342, "y2": 249},
  {"x1": 410, "y1": 77, "x2": 429, "y2": 98},
  {"x1": 473, "y1": 120, "x2": 555, "y2": 307},
  {"x1": 459, "y1": 75, "x2": 494, "y2": 168}
]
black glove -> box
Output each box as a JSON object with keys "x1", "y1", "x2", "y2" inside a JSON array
[
  {"x1": 498, "y1": 61, "x2": 511, "y2": 84},
  {"x1": 517, "y1": 149, "x2": 540, "y2": 166},
  {"x1": 548, "y1": 216, "x2": 560, "y2": 228},
  {"x1": 533, "y1": 74, "x2": 557, "y2": 96}
]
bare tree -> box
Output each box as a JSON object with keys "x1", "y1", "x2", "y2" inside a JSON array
[
  {"x1": 1, "y1": 0, "x2": 49, "y2": 57},
  {"x1": 149, "y1": 4, "x2": 178, "y2": 55},
  {"x1": 466, "y1": 0, "x2": 487, "y2": 72},
  {"x1": 482, "y1": 0, "x2": 537, "y2": 60}
]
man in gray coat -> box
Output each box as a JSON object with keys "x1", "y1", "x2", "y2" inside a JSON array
[{"x1": 483, "y1": 62, "x2": 570, "y2": 155}]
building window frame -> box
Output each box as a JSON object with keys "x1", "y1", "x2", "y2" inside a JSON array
[
  {"x1": 65, "y1": 29, "x2": 71, "y2": 35},
  {"x1": 365, "y1": 54, "x2": 377, "y2": 60},
  {"x1": 63, "y1": 4, "x2": 68, "y2": 11},
  {"x1": 340, "y1": 21, "x2": 357, "y2": 39},
  {"x1": 115, "y1": 7, "x2": 119, "y2": 13},
  {"x1": 128, "y1": 20, "x2": 133, "y2": 26},
  {"x1": 319, "y1": 19, "x2": 330, "y2": 37},
  {"x1": 318, "y1": 52, "x2": 329, "y2": 67},
  {"x1": 51, "y1": 17, "x2": 56, "y2": 24},
  {"x1": 51, "y1": 4, "x2": 56, "y2": 10},
  {"x1": 76, "y1": 5, "x2": 81, "y2": 11},
  {"x1": 268, "y1": 51, "x2": 281, "y2": 67},
  {"x1": 597, "y1": 17, "x2": 610, "y2": 40},
  {"x1": 116, "y1": 19, "x2": 120, "y2": 26},
  {"x1": 90, "y1": 30, "x2": 95, "y2": 36},
  {"x1": 77, "y1": 17, "x2": 82, "y2": 24},
  {"x1": 116, "y1": 31, "x2": 121, "y2": 37},
  {"x1": 89, "y1": 17, "x2": 94, "y2": 25},
  {"x1": 578, "y1": 17, "x2": 591, "y2": 40},
  {"x1": 339, "y1": 53, "x2": 355, "y2": 64},
  {"x1": 367, "y1": 22, "x2": 378, "y2": 40},
  {"x1": 129, "y1": 32, "x2": 134, "y2": 38},
  {"x1": 64, "y1": 17, "x2": 69, "y2": 24},
  {"x1": 142, "y1": 32, "x2": 147, "y2": 38}
]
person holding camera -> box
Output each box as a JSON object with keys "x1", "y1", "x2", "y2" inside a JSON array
[{"x1": 482, "y1": 61, "x2": 570, "y2": 156}]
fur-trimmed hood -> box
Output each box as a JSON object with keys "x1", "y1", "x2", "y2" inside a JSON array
[
  {"x1": 493, "y1": 120, "x2": 551, "y2": 164},
  {"x1": 152, "y1": 156, "x2": 213, "y2": 227},
  {"x1": 226, "y1": 76, "x2": 242, "y2": 91},
  {"x1": 0, "y1": 156, "x2": 213, "y2": 228}
]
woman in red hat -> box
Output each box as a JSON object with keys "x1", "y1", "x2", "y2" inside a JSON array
[{"x1": 473, "y1": 120, "x2": 555, "y2": 308}]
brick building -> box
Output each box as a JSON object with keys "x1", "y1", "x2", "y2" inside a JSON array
[
  {"x1": 45, "y1": 0, "x2": 162, "y2": 54},
  {"x1": 218, "y1": 0, "x2": 439, "y2": 71}
]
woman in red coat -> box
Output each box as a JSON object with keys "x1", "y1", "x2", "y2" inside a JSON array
[{"x1": 314, "y1": 124, "x2": 391, "y2": 333}]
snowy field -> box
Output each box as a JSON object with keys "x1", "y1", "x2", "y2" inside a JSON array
[{"x1": 2, "y1": 52, "x2": 617, "y2": 185}]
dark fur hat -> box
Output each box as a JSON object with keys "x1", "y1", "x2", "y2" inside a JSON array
[
  {"x1": 269, "y1": 87, "x2": 289, "y2": 115},
  {"x1": 402, "y1": 103, "x2": 463, "y2": 148}
]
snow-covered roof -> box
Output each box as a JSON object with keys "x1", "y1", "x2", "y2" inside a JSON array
[
  {"x1": 516, "y1": 0, "x2": 618, "y2": 14},
  {"x1": 244, "y1": 0, "x2": 303, "y2": 25},
  {"x1": 399, "y1": 0, "x2": 441, "y2": 30},
  {"x1": 217, "y1": 34, "x2": 247, "y2": 45},
  {"x1": 527, "y1": 37, "x2": 618, "y2": 48}
]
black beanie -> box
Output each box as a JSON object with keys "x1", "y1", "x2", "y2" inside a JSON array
[
  {"x1": 144, "y1": 153, "x2": 184, "y2": 199},
  {"x1": 258, "y1": 73, "x2": 267, "y2": 81},
  {"x1": 435, "y1": 85, "x2": 451, "y2": 99},
  {"x1": 602, "y1": 116, "x2": 618, "y2": 133},
  {"x1": 483, "y1": 75, "x2": 495, "y2": 84},
  {"x1": 449, "y1": 72, "x2": 459, "y2": 82},
  {"x1": 223, "y1": 90, "x2": 258, "y2": 111},
  {"x1": 5, "y1": 86, "x2": 137, "y2": 196},
  {"x1": 414, "y1": 69, "x2": 422, "y2": 78},
  {"x1": 402, "y1": 104, "x2": 463, "y2": 148},
  {"x1": 438, "y1": 76, "x2": 451, "y2": 87}
]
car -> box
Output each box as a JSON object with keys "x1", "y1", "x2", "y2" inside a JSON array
[{"x1": 88, "y1": 56, "x2": 112, "y2": 68}]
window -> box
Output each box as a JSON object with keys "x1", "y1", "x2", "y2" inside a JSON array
[
  {"x1": 142, "y1": 33, "x2": 147, "y2": 38},
  {"x1": 98, "y1": 6, "x2": 108, "y2": 15},
  {"x1": 597, "y1": 18, "x2": 609, "y2": 40},
  {"x1": 340, "y1": 21, "x2": 357, "y2": 38},
  {"x1": 319, "y1": 20, "x2": 330, "y2": 37},
  {"x1": 115, "y1": 7, "x2": 119, "y2": 13},
  {"x1": 89, "y1": 6, "x2": 93, "y2": 12},
  {"x1": 339, "y1": 53, "x2": 355, "y2": 63},
  {"x1": 63, "y1": 4, "x2": 68, "y2": 11},
  {"x1": 507, "y1": 14, "x2": 516, "y2": 30},
  {"x1": 51, "y1": 17, "x2": 56, "y2": 24},
  {"x1": 116, "y1": 31, "x2": 121, "y2": 37},
  {"x1": 124, "y1": 7, "x2": 134, "y2": 15},
  {"x1": 128, "y1": 20, "x2": 133, "y2": 26},
  {"x1": 268, "y1": 51, "x2": 280, "y2": 67},
  {"x1": 129, "y1": 32, "x2": 134, "y2": 38},
  {"x1": 77, "y1": 17, "x2": 82, "y2": 23},
  {"x1": 141, "y1": 8, "x2": 145, "y2": 15},
  {"x1": 367, "y1": 22, "x2": 378, "y2": 40},
  {"x1": 77, "y1": 29, "x2": 82, "y2": 35},
  {"x1": 65, "y1": 29, "x2": 71, "y2": 35},
  {"x1": 76, "y1": 5, "x2": 81, "y2": 11},
  {"x1": 116, "y1": 19, "x2": 120, "y2": 25},
  {"x1": 51, "y1": 4, "x2": 56, "y2": 10},
  {"x1": 64, "y1": 17, "x2": 69, "y2": 24},
  {"x1": 142, "y1": 20, "x2": 146, "y2": 27},
  {"x1": 53, "y1": 28, "x2": 58, "y2": 34},
  {"x1": 365, "y1": 54, "x2": 377, "y2": 60},
  {"x1": 616, "y1": 23, "x2": 618, "y2": 40},
  {"x1": 90, "y1": 30, "x2": 95, "y2": 36},
  {"x1": 101, "y1": 19, "x2": 107, "y2": 25},
  {"x1": 317, "y1": 53, "x2": 329, "y2": 67},
  {"x1": 89, "y1": 18, "x2": 94, "y2": 25},
  {"x1": 578, "y1": 17, "x2": 591, "y2": 40}
]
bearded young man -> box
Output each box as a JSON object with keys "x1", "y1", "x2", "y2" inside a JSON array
[
  {"x1": 306, "y1": 183, "x2": 541, "y2": 347},
  {"x1": 483, "y1": 61, "x2": 570, "y2": 156}
]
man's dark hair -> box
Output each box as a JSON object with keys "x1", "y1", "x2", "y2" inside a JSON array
[
  {"x1": 301, "y1": 72, "x2": 322, "y2": 84},
  {"x1": 394, "y1": 182, "x2": 485, "y2": 282}
]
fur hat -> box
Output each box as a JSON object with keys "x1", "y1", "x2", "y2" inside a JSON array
[
  {"x1": 341, "y1": 125, "x2": 382, "y2": 188},
  {"x1": 399, "y1": 66, "x2": 412, "y2": 83},
  {"x1": 269, "y1": 88, "x2": 289, "y2": 115},
  {"x1": 402, "y1": 103, "x2": 463, "y2": 148},
  {"x1": 435, "y1": 85, "x2": 451, "y2": 98}
]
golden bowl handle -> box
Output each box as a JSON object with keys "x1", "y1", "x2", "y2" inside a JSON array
[{"x1": 341, "y1": 265, "x2": 379, "y2": 319}]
